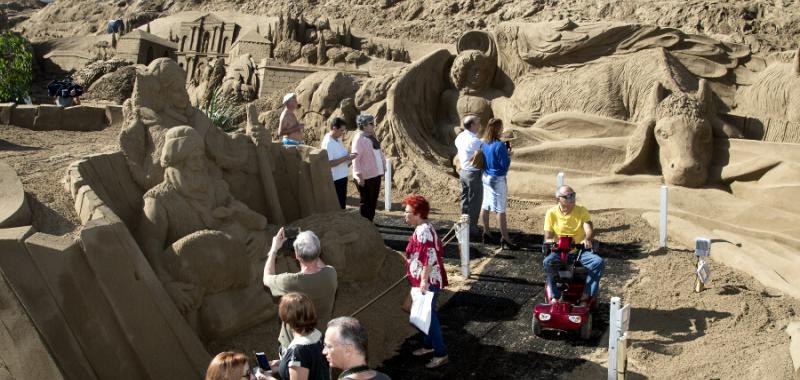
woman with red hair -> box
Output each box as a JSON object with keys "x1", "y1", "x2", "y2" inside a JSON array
[
  {"x1": 205, "y1": 351, "x2": 253, "y2": 380},
  {"x1": 401, "y1": 194, "x2": 449, "y2": 369}
]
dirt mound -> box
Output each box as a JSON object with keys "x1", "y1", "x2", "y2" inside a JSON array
[{"x1": 16, "y1": 0, "x2": 800, "y2": 55}]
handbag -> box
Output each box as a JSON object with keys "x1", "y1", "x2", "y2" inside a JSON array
[
  {"x1": 468, "y1": 144, "x2": 485, "y2": 170},
  {"x1": 409, "y1": 288, "x2": 434, "y2": 334}
]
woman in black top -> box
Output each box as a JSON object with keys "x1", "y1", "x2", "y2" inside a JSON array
[{"x1": 269, "y1": 292, "x2": 331, "y2": 380}]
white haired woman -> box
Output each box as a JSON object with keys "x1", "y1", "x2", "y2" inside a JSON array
[{"x1": 350, "y1": 114, "x2": 386, "y2": 221}]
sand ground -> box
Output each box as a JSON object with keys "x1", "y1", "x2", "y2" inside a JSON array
[{"x1": 1, "y1": 121, "x2": 797, "y2": 378}]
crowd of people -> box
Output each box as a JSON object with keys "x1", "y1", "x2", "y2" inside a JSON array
[{"x1": 202, "y1": 97, "x2": 605, "y2": 379}]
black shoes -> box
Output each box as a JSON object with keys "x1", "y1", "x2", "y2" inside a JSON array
[
  {"x1": 500, "y1": 238, "x2": 520, "y2": 251},
  {"x1": 482, "y1": 232, "x2": 497, "y2": 245}
]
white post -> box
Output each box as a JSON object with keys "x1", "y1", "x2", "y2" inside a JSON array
[
  {"x1": 384, "y1": 158, "x2": 392, "y2": 211},
  {"x1": 458, "y1": 215, "x2": 470, "y2": 278},
  {"x1": 608, "y1": 297, "x2": 620, "y2": 380},
  {"x1": 556, "y1": 172, "x2": 565, "y2": 191},
  {"x1": 659, "y1": 185, "x2": 668, "y2": 248}
]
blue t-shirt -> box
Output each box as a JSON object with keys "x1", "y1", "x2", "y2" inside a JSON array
[{"x1": 482, "y1": 140, "x2": 510, "y2": 177}]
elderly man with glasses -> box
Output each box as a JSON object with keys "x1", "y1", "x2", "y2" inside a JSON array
[
  {"x1": 323, "y1": 317, "x2": 391, "y2": 380},
  {"x1": 542, "y1": 185, "x2": 605, "y2": 306}
]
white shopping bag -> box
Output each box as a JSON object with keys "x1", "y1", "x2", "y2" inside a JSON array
[{"x1": 409, "y1": 288, "x2": 434, "y2": 334}]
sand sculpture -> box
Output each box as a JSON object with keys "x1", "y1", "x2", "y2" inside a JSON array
[{"x1": 114, "y1": 57, "x2": 389, "y2": 339}]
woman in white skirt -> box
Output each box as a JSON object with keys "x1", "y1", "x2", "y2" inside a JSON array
[{"x1": 479, "y1": 118, "x2": 519, "y2": 250}]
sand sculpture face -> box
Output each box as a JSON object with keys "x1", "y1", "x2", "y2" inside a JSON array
[
  {"x1": 451, "y1": 49, "x2": 494, "y2": 93},
  {"x1": 654, "y1": 112, "x2": 713, "y2": 187}
]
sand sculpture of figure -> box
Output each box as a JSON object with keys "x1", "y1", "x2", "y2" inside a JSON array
[
  {"x1": 137, "y1": 125, "x2": 275, "y2": 337},
  {"x1": 218, "y1": 54, "x2": 258, "y2": 102},
  {"x1": 120, "y1": 58, "x2": 251, "y2": 192},
  {"x1": 431, "y1": 23, "x2": 756, "y2": 188}
]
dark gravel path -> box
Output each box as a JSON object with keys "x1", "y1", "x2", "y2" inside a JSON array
[{"x1": 373, "y1": 213, "x2": 641, "y2": 380}]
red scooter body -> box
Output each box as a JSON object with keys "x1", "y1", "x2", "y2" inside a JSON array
[{"x1": 532, "y1": 236, "x2": 595, "y2": 339}]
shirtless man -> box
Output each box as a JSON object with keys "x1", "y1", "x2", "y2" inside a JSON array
[{"x1": 279, "y1": 92, "x2": 305, "y2": 145}]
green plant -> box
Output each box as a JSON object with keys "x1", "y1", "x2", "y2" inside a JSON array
[
  {"x1": 0, "y1": 31, "x2": 32, "y2": 103},
  {"x1": 202, "y1": 89, "x2": 237, "y2": 132}
]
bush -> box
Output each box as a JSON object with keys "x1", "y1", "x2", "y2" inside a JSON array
[
  {"x1": 0, "y1": 31, "x2": 32, "y2": 103},
  {"x1": 202, "y1": 89, "x2": 237, "y2": 132}
]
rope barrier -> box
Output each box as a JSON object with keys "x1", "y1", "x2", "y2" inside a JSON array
[{"x1": 349, "y1": 218, "x2": 469, "y2": 317}]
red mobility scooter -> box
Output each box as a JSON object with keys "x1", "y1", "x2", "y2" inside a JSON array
[{"x1": 532, "y1": 236, "x2": 595, "y2": 339}]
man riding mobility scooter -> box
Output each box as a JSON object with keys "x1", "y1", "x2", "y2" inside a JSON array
[{"x1": 532, "y1": 236, "x2": 596, "y2": 339}]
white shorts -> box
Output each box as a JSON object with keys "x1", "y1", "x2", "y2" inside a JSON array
[{"x1": 481, "y1": 174, "x2": 507, "y2": 213}]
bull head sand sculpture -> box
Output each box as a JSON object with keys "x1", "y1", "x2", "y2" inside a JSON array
[{"x1": 615, "y1": 80, "x2": 714, "y2": 187}]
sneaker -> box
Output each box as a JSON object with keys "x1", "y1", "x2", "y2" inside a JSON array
[
  {"x1": 425, "y1": 356, "x2": 449, "y2": 369},
  {"x1": 412, "y1": 347, "x2": 434, "y2": 356}
]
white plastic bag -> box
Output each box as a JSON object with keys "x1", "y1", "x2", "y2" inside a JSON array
[{"x1": 409, "y1": 287, "x2": 434, "y2": 334}]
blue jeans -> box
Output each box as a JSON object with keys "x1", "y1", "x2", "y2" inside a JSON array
[
  {"x1": 543, "y1": 250, "x2": 604, "y2": 299},
  {"x1": 420, "y1": 287, "x2": 447, "y2": 357}
]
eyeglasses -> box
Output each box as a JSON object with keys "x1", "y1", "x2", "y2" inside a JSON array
[{"x1": 558, "y1": 193, "x2": 577, "y2": 199}]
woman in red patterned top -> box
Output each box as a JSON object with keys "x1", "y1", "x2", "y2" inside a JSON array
[{"x1": 402, "y1": 194, "x2": 449, "y2": 369}]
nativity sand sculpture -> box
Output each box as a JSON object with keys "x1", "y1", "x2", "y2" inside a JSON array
[
  {"x1": 319, "y1": 20, "x2": 799, "y2": 300},
  {"x1": 118, "y1": 58, "x2": 389, "y2": 339}
]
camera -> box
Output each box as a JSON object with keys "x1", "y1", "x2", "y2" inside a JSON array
[
  {"x1": 282, "y1": 227, "x2": 301, "y2": 251},
  {"x1": 505, "y1": 140, "x2": 511, "y2": 150}
]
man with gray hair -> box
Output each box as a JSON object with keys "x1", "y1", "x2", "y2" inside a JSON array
[
  {"x1": 454, "y1": 115, "x2": 483, "y2": 239},
  {"x1": 323, "y1": 316, "x2": 391, "y2": 379},
  {"x1": 263, "y1": 228, "x2": 338, "y2": 351}
]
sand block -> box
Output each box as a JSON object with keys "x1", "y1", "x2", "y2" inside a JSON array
[
  {"x1": 79, "y1": 218, "x2": 210, "y2": 379},
  {"x1": 0, "y1": 267, "x2": 63, "y2": 380},
  {"x1": 0, "y1": 102, "x2": 15, "y2": 125},
  {"x1": 0, "y1": 226, "x2": 98, "y2": 380},
  {"x1": 105, "y1": 105, "x2": 124, "y2": 127},
  {"x1": 61, "y1": 105, "x2": 106, "y2": 131},
  {"x1": 32, "y1": 104, "x2": 62, "y2": 131},
  {"x1": 10, "y1": 105, "x2": 37, "y2": 129},
  {"x1": 77, "y1": 186, "x2": 103, "y2": 225},
  {"x1": 643, "y1": 212, "x2": 800, "y2": 300},
  {"x1": 24, "y1": 232, "x2": 148, "y2": 378},
  {"x1": 788, "y1": 321, "x2": 800, "y2": 380},
  {"x1": 0, "y1": 161, "x2": 31, "y2": 228},
  {"x1": 78, "y1": 153, "x2": 143, "y2": 227}
]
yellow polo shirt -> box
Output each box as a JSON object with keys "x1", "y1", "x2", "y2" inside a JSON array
[{"x1": 544, "y1": 205, "x2": 591, "y2": 243}]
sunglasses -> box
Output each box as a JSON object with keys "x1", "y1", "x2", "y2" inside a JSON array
[{"x1": 558, "y1": 193, "x2": 577, "y2": 199}]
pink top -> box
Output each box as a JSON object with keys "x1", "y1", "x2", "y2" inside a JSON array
[
  {"x1": 351, "y1": 132, "x2": 386, "y2": 181},
  {"x1": 405, "y1": 223, "x2": 448, "y2": 289}
]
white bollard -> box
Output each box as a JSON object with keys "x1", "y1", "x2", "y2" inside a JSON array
[
  {"x1": 608, "y1": 297, "x2": 620, "y2": 380},
  {"x1": 608, "y1": 297, "x2": 631, "y2": 380},
  {"x1": 659, "y1": 185, "x2": 668, "y2": 248},
  {"x1": 556, "y1": 172, "x2": 565, "y2": 191},
  {"x1": 458, "y1": 215, "x2": 470, "y2": 278},
  {"x1": 384, "y1": 158, "x2": 392, "y2": 211}
]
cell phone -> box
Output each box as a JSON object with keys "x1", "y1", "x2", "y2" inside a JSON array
[
  {"x1": 505, "y1": 140, "x2": 511, "y2": 150},
  {"x1": 255, "y1": 352, "x2": 270, "y2": 371}
]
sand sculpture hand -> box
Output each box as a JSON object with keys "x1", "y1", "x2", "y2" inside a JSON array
[
  {"x1": 165, "y1": 281, "x2": 201, "y2": 315},
  {"x1": 211, "y1": 207, "x2": 234, "y2": 219},
  {"x1": 245, "y1": 232, "x2": 268, "y2": 261}
]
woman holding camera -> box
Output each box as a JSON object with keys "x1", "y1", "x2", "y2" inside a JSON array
[
  {"x1": 267, "y1": 292, "x2": 331, "y2": 380},
  {"x1": 479, "y1": 118, "x2": 519, "y2": 250}
]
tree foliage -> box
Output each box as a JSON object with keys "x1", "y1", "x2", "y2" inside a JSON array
[{"x1": 0, "y1": 31, "x2": 32, "y2": 103}]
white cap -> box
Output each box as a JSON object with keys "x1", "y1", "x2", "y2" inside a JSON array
[{"x1": 282, "y1": 92, "x2": 296, "y2": 105}]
